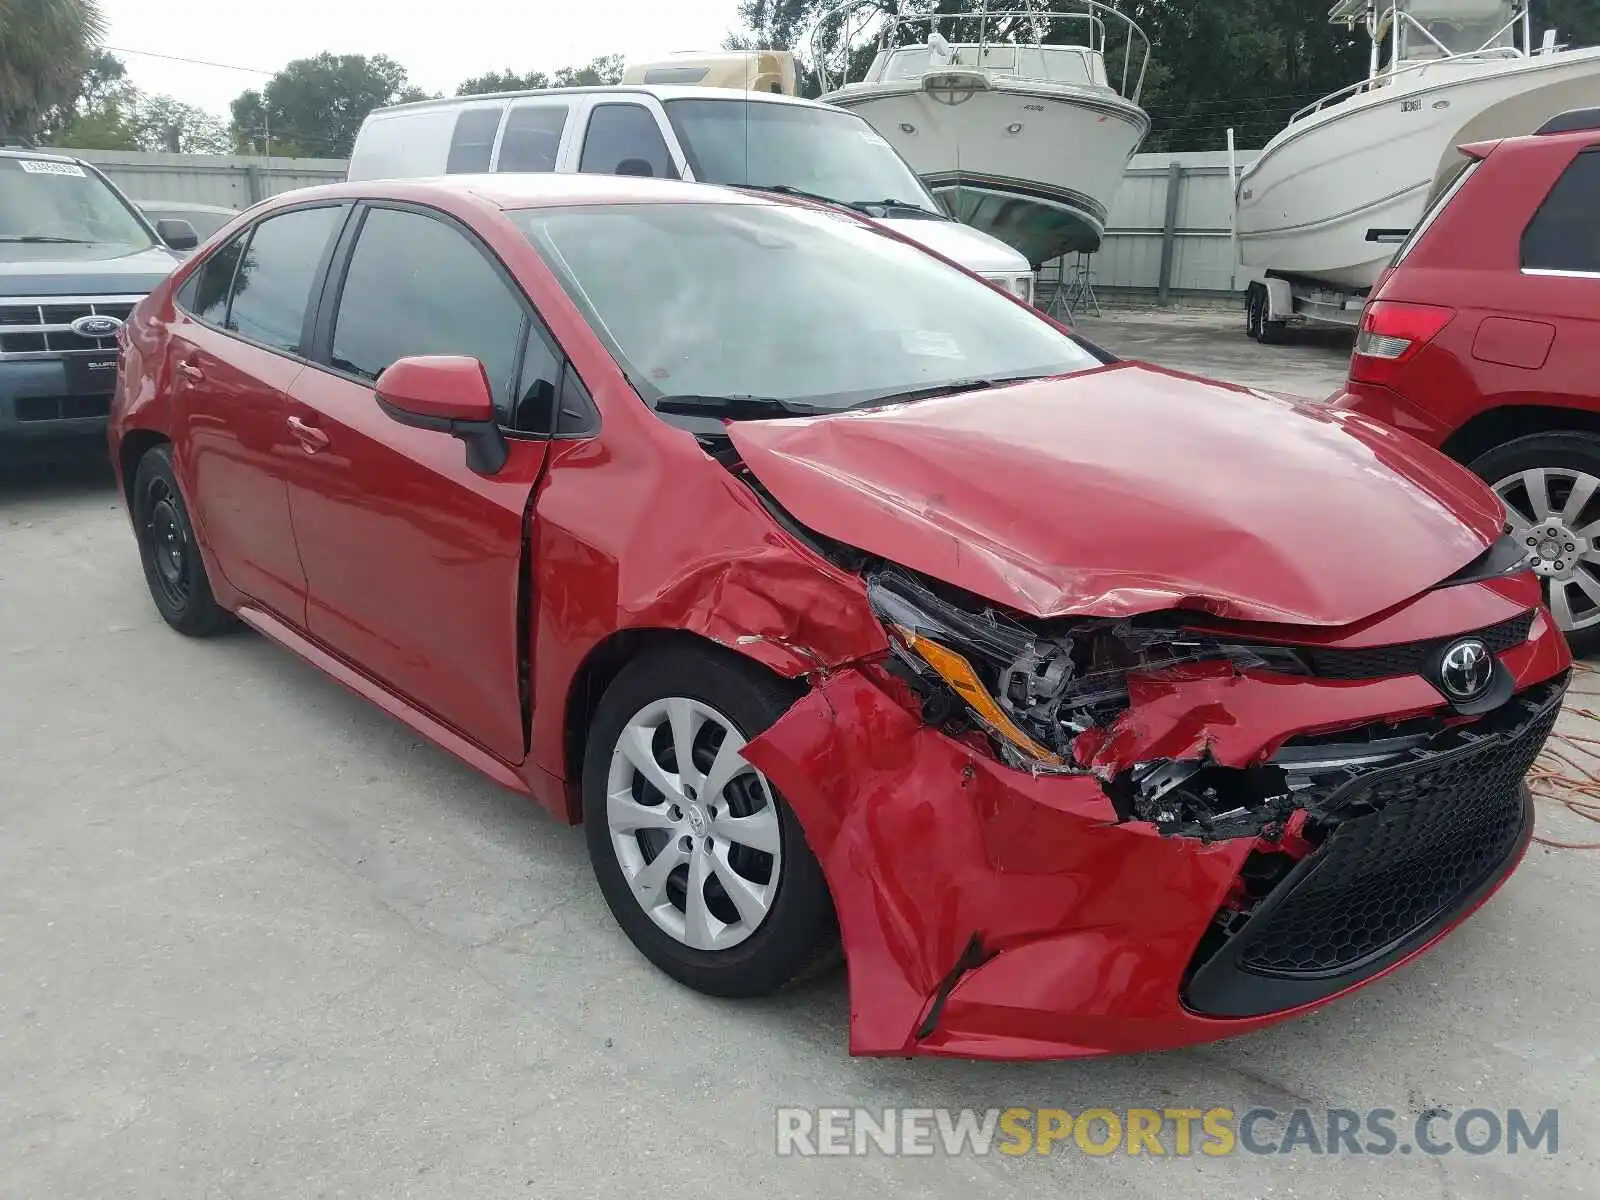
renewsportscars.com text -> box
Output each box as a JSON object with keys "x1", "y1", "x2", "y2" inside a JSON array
[{"x1": 775, "y1": 1106, "x2": 1560, "y2": 1157}]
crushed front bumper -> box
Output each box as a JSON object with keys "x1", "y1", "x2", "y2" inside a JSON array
[{"x1": 740, "y1": 614, "x2": 1570, "y2": 1060}]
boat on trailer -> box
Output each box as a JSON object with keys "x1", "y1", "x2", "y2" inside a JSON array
[
  {"x1": 812, "y1": 1, "x2": 1152, "y2": 269},
  {"x1": 1237, "y1": 0, "x2": 1600, "y2": 339}
]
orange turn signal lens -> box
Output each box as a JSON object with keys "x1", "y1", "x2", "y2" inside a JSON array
[{"x1": 897, "y1": 627, "x2": 1065, "y2": 765}]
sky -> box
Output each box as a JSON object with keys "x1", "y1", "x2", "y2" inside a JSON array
[{"x1": 99, "y1": 0, "x2": 747, "y2": 118}]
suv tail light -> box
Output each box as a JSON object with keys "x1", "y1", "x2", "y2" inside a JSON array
[{"x1": 1350, "y1": 301, "x2": 1455, "y2": 384}]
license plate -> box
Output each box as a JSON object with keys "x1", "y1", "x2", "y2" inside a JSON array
[{"x1": 64, "y1": 354, "x2": 118, "y2": 395}]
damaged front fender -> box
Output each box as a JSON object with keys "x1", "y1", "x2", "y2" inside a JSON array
[{"x1": 740, "y1": 668, "x2": 1258, "y2": 1058}]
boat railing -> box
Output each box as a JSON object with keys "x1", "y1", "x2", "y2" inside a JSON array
[
  {"x1": 811, "y1": 2, "x2": 1151, "y2": 103},
  {"x1": 1294, "y1": 2, "x2": 1532, "y2": 124},
  {"x1": 1289, "y1": 45, "x2": 1524, "y2": 124}
]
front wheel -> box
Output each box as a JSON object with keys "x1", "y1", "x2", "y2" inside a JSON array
[
  {"x1": 582, "y1": 645, "x2": 836, "y2": 998},
  {"x1": 1471, "y1": 432, "x2": 1600, "y2": 656}
]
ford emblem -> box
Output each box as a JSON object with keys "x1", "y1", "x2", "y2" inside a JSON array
[{"x1": 71, "y1": 314, "x2": 123, "y2": 339}]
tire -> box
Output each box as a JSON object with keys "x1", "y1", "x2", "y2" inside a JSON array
[
  {"x1": 1258, "y1": 314, "x2": 1288, "y2": 345},
  {"x1": 582, "y1": 644, "x2": 837, "y2": 998},
  {"x1": 132, "y1": 444, "x2": 235, "y2": 637},
  {"x1": 1468, "y1": 431, "x2": 1600, "y2": 657},
  {"x1": 1246, "y1": 287, "x2": 1264, "y2": 341}
]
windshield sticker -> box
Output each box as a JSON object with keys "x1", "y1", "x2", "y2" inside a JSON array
[
  {"x1": 901, "y1": 330, "x2": 964, "y2": 359},
  {"x1": 17, "y1": 159, "x2": 87, "y2": 177}
]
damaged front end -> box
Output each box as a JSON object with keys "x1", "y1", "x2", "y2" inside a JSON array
[
  {"x1": 867, "y1": 567, "x2": 1382, "y2": 837},
  {"x1": 738, "y1": 559, "x2": 1571, "y2": 1059}
]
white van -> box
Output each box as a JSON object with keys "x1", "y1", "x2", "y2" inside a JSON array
[{"x1": 346, "y1": 83, "x2": 1037, "y2": 303}]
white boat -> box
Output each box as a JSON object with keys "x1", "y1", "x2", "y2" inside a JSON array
[
  {"x1": 1237, "y1": 0, "x2": 1600, "y2": 293},
  {"x1": 813, "y1": 1, "x2": 1152, "y2": 268}
]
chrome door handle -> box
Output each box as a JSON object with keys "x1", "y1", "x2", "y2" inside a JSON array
[
  {"x1": 177, "y1": 360, "x2": 204, "y2": 381},
  {"x1": 287, "y1": 415, "x2": 330, "y2": 453}
]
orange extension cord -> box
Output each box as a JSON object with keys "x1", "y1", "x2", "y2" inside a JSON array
[{"x1": 1530, "y1": 660, "x2": 1600, "y2": 850}]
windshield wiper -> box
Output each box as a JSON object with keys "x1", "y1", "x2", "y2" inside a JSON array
[
  {"x1": 0, "y1": 235, "x2": 94, "y2": 244},
  {"x1": 654, "y1": 393, "x2": 830, "y2": 419},
  {"x1": 845, "y1": 198, "x2": 947, "y2": 220},
  {"x1": 733, "y1": 185, "x2": 945, "y2": 221},
  {"x1": 734, "y1": 183, "x2": 843, "y2": 208},
  {"x1": 847, "y1": 373, "x2": 1058, "y2": 410}
]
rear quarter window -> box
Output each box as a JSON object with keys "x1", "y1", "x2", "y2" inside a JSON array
[{"x1": 1522, "y1": 147, "x2": 1600, "y2": 275}]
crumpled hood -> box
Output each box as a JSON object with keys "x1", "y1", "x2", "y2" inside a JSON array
[{"x1": 726, "y1": 362, "x2": 1505, "y2": 627}]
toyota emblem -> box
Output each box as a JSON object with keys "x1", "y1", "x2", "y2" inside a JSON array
[
  {"x1": 71, "y1": 314, "x2": 123, "y2": 339},
  {"x1": 1438, "y1": 638, "x2": 1494, "y2": 701}
]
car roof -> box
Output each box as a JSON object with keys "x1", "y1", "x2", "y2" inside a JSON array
[
  {"x1": 133, "y1": 199, "x2": 240, "y2": 214},
  {"x1": 0, "y1": 146, "x2": 84, "y2": 164},
  {"x1": 252, "y1": 172, "x2": 788, "y2": 214},
  {"x1": 370, "y1": 85, "x2": 836, "y2": 117}
]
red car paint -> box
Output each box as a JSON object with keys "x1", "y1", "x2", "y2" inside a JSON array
[
  {"x1": 728, "y1": 364, "x2": 1505, "y2": 625},
  {"x1": 111, "y1": 174, "x2": 1570, "y2": 1060}
]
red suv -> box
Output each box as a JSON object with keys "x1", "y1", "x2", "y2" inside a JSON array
[{"x1": 1333, "y1": 108, "x2": 1600, "y2": 651}]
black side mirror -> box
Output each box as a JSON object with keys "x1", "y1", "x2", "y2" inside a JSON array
[
  {"x1": 615, "y1": 158, "x2": 654, "y2": 178},
  {"x1": 155, "y1": 218, "x2": 199, "y2": 251}
]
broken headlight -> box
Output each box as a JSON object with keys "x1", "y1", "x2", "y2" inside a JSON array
[{"x1": 866, "y1": 569, "x2": 1306, "y2": 771}]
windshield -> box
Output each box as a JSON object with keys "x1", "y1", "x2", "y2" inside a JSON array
[
  {"x1": 513, "y1": 201, "x2": 1098, "y2": 413},
  {"x1": 0, "y1": 157, "x2": 156, "y2": 247},
  {"x1": 662, "y1": 99, "x2": 943, "y2": 215}
]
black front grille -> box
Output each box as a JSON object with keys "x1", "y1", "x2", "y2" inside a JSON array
[
  {"x1": 1301, "y1": 609, "x2": 1535, "y2": 680},
  {"x1": 1241, "y1": 702, "x2": 1555, "y2": 976},
  {"x1": 14, "y1": 394, "x2": 112, "y2": 422},
  {"x1": 1184, "y1": 677, "x2": 1564, "y2": 1018}
]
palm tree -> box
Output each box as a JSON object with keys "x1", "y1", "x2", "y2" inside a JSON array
[{"x1": 0, "y1": 0, "x2": 106, "y2": 140}]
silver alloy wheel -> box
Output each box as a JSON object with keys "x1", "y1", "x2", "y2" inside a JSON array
[
  {"x1": 1492, "y1": 466, "x2": 1600, "y2": 633},
  {"x1": 605, "y1": 696, "x2": 783, "y2": 952}
]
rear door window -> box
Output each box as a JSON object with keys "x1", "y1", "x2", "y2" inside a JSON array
[
  {"x1": 225, "y1": 205, "x2": 344, "y2": 354},
  {"x1": 446, "y1": 105, "x2": 506, "y2": 173},
  {"x1": 578, "y1": 103, "x2": 674, "y2": 178},
  {"x1": 497, "y1": 104, "x2": 569, "y2": 173},
  {"x1": 1522, "y1": 148, "x2": 1600, "y2": 275},
  {"x1": 178, "y1": 230, "x2": 249, "y2": 325}
]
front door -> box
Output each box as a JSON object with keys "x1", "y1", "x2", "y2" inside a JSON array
[{"x1": 283, "y1": 203, "x2": 561, "y2": 763}]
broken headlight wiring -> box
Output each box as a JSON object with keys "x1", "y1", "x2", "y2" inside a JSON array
[{"x1": 865, "y1": 568, "x2": 1305, "y2": 772}]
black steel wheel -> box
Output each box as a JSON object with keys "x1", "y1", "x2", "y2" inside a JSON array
[{"x1": 132, "y1": 444, "x2": 234, "y2": 637}]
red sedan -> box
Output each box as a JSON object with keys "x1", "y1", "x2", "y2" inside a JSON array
[{"x1": 110, "y1": 173, "x2": 1569, "y2": 1060}]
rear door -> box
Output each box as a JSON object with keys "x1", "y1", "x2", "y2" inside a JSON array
[
  {"x1": 282, "y1": 202, "x2": 565, "y2": 762},
  {"x1": 167, "y1": 203, "x2": 349, "y2": 623}
]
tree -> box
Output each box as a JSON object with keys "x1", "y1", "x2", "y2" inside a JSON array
[
  {"x1": 0, "y1": 0, "x2": 105, "y2": 139},
  {"x1": 1541, "y1": 0, "x2": 1600, "y2": 48},
  {"x1": 128, "y1": 94, "x2": 232, "y2": 154},
  {"x1": 229, "y1": 53, "x2": 424, "y2": 157},
  {"x1": 455, "y1": 55, "x2": 624, "y2": 97},
  {"x1": 34, "y1": 46, "x2": 125, "y2": 140},
  {"x1": 458, "y1": 69, "x2": 552, "y2": 96},
  {"x1": 552, "y1": 54, "x2": 625, "y2": 87}
]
